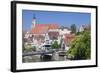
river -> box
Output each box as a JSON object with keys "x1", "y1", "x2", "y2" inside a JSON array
[{"x1": 23, "y1": 55, "x2": 69, "y2": 63}]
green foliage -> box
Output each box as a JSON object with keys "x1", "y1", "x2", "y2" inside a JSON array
[
  {"x1": 24, "y1": 44, "x2": 33, "y2": 52},
  {"x1": 67, "y1": 30, "x2": 91, "y2": 60},
  {"x1": 51, "y1": 41, "x2": 60, "y2": 49},
  {"x1": 70, "y1": 24, "x2": 77, "y2": 33}
]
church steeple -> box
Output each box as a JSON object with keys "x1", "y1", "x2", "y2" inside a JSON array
[{"x1": 32, "y1": 14, "x2": 36, "y2": 29}]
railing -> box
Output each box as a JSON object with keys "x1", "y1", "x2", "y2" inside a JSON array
[{"x1": 23, "y1": 49, "x2": 67, "y2": 57}]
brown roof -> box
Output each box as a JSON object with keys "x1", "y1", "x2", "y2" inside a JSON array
[
  {"x1": 48, "y1": 31, "x2": 59, "y2": 40},
  {"x1": 31, "y1": 24, "x2": 59, "y2": 34},
  {"x1": 31, "y1": 26, "x2": 48, "y2": 34}
]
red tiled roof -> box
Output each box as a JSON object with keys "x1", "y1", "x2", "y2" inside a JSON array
[
  {"x1": 31, "y1": 26, "x2": 48, "y2": 34},
  {"x1": 31, "y1": 24, "x2": 59, "y2": 34},
  {"x1": 64, "y1": 34, "x2": 75, "y2": 44},
  {"x1": 35, "y1": 24, "x2": 59, "y2": 29},
  {"x1": 47, "y1": 24, "x2": 59, "y2": 29}
]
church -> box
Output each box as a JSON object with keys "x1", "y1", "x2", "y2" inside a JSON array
[{"x1": 24, "y1": 15, "x2": 74, "y2": 51}]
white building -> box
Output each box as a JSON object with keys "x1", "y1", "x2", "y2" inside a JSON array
[{"x1": 79, "y1": 25, "x2": 84, "y2": 32}]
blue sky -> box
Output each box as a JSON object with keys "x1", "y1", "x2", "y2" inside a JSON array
[{"x1": 22, "y1": 10, "x2": 91, "y2": 31}]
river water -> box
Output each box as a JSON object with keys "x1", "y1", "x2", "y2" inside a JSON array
[{"x1": 23, "y1": 55, "x2": 69, "y2": 63}]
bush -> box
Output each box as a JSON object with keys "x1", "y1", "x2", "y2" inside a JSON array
[
  {"x1": 67, "y1": 30, "x2": 91, "y2": 60},
  {"x1": 24, "y1": 44, "x2": 33, "y2": 52},
  {"x1": 51, "y1": 41, "x2": 60, "y2": 49}
]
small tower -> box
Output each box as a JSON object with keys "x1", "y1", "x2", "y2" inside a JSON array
[{"x1": 32, "y1": 14, "x2": 36, "y2": 29}]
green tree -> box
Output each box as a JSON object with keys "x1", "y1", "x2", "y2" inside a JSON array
[
  {"x1": 67, "y1": 30, "x2": 91, "y2": 60},
  {"x1": 24, "y1": 44, "x2": 33, "y2": 52},
  {"x1": 51, "y1": 41, "x2": 60, "y2": 49},
  {"x1": 70, "y1": 24, "x2": 77, "y2": 33}
]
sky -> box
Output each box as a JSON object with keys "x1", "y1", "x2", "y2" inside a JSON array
[{"x1": 22, "y1": 10, "x2": 91, "y2": 31}]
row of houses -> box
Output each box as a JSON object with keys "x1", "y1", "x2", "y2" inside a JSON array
[
  {"x1": 24, "y1": 24, "x2": 74, "y2": 50},
  {"x1": 23, "y1": 16, "x2": 90, "y2": 51}
]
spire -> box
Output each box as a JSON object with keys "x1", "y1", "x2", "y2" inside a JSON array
[
  {"x1": 32, "y1": 14, "x2": 36, "y2": 29},
  {"x1": 33, "y1": 14, "x2": 36, "y2": 19}
]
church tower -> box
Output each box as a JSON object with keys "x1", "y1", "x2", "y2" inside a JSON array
[{"x1": 32, "y1": 14, "x2": 36, "y2": 29}]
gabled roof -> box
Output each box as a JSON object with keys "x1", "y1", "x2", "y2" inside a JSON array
[
  {"x1": 31, "y1": 25, "x2": 48, "y2": 34},
  {"x1": 31, "y1": 24, "x2": 59, "y2": 34},
  {"x1": 48, "y1": 31, "x2": 59, "y2": 40}
]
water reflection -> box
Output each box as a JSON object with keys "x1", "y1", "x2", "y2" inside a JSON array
[{"x1": 23, "y1": 55, "x2": 69, "y2": 63}]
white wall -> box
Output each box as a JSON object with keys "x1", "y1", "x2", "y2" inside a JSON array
[{"x1": 0, "y1": 0, "x2": 100, "y2": 73}]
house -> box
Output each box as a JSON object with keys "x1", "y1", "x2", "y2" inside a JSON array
[
  {"x1": 63, "y1": 34, "x2": 75, "y2": 50},
  {"x1": 59, "y1": 26, "x2": 71, "y2": 34},
  {"x1": 79, "y1": 24, "x2": 91, "y2": 32},
  {"x1": 31, "y1": 24, "x2": 59, "y2": 43},
  {"x1": 48, "y1": 31, "x2": 59, "y2": 40}
]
